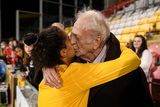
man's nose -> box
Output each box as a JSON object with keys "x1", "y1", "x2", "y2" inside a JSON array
[
  {"x1": 70, "y1": 37, "x2": 76, "y2": 45},
  {"x1": 73, "y1": 44, "x2": 78, "y2": 50}
]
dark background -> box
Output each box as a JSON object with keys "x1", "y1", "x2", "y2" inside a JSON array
[{"x1": 1, "y1": 0, "x2": 104, "y2": 40}]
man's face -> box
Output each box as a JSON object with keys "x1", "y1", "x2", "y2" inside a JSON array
[{"x1": 71, "y1": 20, "x2": 96, "y2": 60}]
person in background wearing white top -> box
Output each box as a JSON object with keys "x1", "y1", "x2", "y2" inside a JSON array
[{"x1": 132, "y1": 35, "x2": 152, "y2": 80}]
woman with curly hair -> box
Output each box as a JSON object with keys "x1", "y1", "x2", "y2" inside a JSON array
[{"x1": 31, "y1": 26, "x2": 140, "y2": 107}]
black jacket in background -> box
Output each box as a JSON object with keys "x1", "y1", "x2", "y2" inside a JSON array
[
  {"x1": 87, "y1": 33, "x2": 153, "y2": 107},
  {"x1": 26, "y1": 57, "x2": 43, "y2": 90}
]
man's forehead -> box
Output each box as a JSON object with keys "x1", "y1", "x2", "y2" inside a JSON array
[
  {"x1": 74, "y1": 17, "x2": 89, "y2": 25},
  {"x1": 72, "y1": 23, "x2": 83, "y2": 34},
  {"x1": 73, "y1": 20, "x2": 83, "y2": 30},
  {"x1": 72, "y1": 26, "x2": 89, "y2": 36}
]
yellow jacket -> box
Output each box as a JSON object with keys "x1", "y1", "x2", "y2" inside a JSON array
[{"x1": 38, "y1": 46, "x2": 140, "y2": 107}]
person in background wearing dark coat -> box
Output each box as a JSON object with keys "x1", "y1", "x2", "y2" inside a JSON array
[{"x1": 23, "y1": 33, "x2": 43, "y2": 90}]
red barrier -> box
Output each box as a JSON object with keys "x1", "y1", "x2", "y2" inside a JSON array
[{"x1": 102, "y1": 0, "x2": 134, "y2": 17}]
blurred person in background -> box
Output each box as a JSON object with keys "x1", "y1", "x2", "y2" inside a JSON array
[
  {"x1": 131, "y1": 35, "x2": 152, "y2": 80},
  {"x1": 15, "y1": 42, "x2": 27, "y2": 71},
  {"x1": 5, "y1": 40, "x2": 17, "y2": 65},
  {"x1": 0, "y1": 41, "x2": 8, "y2": 55},
  {"x1": 0, "y1": 41, "x2": 8, "y2": 63},
  {"x1": 23, "y1": 33, "x2": 43, "y2": 90},
  {"x1": 15, "y1": 43, "x2": 28, "y2": 88},
  {"x1": 12, "y1": 39, "x2": 18, "y2": 50},
  {"x1": 0, "y1": 59, "x2": 6, "y2": 82}
]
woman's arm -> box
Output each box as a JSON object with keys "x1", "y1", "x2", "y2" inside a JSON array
[{"x1": 68, "y1": 46, "x2": 141, "y2": 90}]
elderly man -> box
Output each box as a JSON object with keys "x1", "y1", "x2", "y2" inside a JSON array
[{"x1": 42, "y1": 9, "x2": 153, "y2": 107}]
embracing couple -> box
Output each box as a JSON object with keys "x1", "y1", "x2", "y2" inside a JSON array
[{"x1": 31, "y1": 9, "x2": 153, "y2": 107}]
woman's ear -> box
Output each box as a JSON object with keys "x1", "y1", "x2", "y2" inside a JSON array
[{"x1": 60, "y1": 49, "x2": 67, "y2": 58}]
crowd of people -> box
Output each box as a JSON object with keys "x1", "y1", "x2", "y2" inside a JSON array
[
  {"x1": 0, "y1": 9, "x2": 156, "y2": 107},
  {"x1": 0, "y1": 33, "x2": 43, "y2": 89}
]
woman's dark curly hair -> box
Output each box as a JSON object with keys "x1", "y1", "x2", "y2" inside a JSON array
[
  {"x1": 132, "y1": 35, "x2": 148, "y2": 58},
  {"x1": 31, "y1": 26, "x2": 67, "y2": 71}
]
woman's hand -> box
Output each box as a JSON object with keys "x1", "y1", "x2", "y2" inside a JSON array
[{"x1": 42, "y1": 67, "x2": 62, "y2": 88}]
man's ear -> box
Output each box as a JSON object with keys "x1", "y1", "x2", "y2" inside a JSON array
[
  {"x1": 60, "y1": 49, "x2": 67, "y2": 58},
  {"x1": 93, "y1": 35, "x2": 101, "y2": 50}
]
